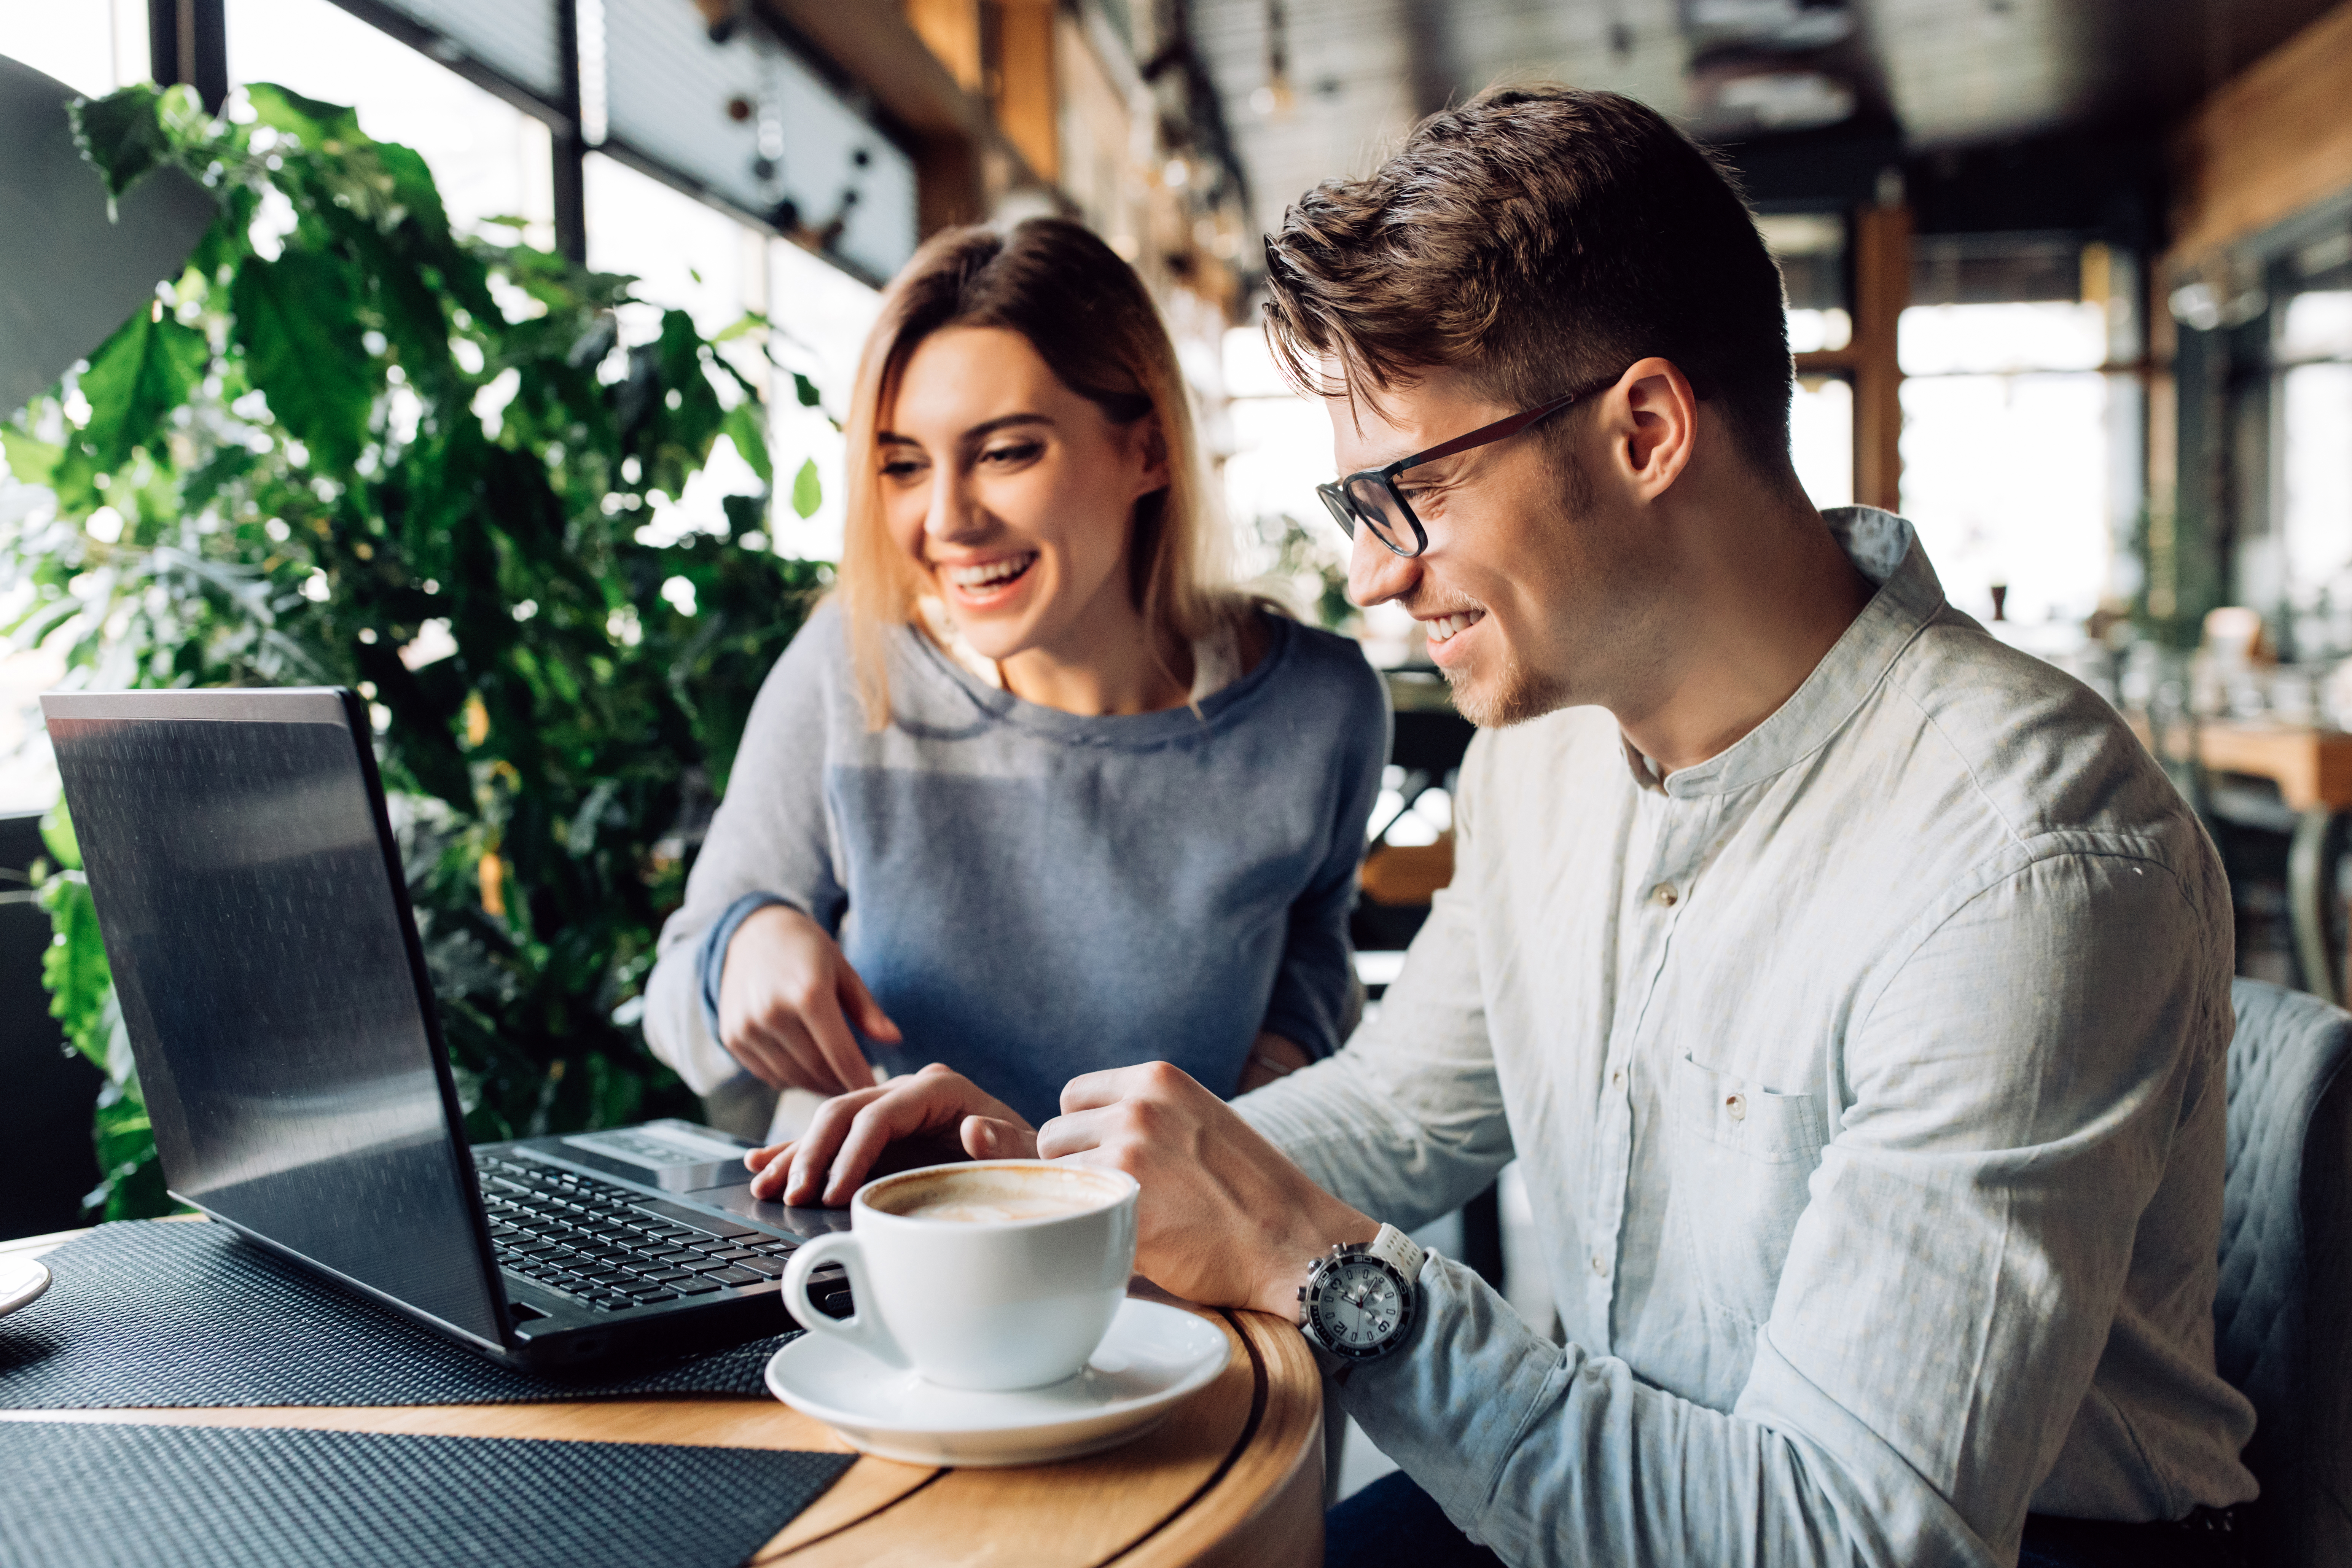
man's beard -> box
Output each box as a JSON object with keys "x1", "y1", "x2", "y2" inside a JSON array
[{"x1": 1441, "y1": 643, "x2": 1573, "y2": 729}]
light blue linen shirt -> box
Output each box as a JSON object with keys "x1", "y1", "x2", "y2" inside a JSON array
[{"x1": 1237, "y1": 509, "x2": 2260, "y2": 1566}]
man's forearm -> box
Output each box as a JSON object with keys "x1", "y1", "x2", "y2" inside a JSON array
[
  {"x1": 1235, "y1": 1052, "x2": 1513, "y2": 1234},
  {"x1": 1342, "y1": 1257, "x2": 1996, "y2": 1568}
]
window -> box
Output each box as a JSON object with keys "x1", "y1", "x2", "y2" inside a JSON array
[
  {"x1": 1790, "y1": 376, "x2": 1854, "y2": 509},
  {"x1": 0, "y1": 0, "x2": 145, "y2": 96},
  {"x1": 2276, "y1": 287, "x2": 2352, "y2": 654},
  {"x1": 1897, "y1": 235, "x2": 2137, "y2": 639},
  {"x1": 1758, "y1": 211, "x2": 1855, "y2": 513},
  {"x1": 583, "y1": 154, "x2": 879, "y2": 557},
  {"x1": 227, "y1": 0, "x2": 556, "y2": 248}
]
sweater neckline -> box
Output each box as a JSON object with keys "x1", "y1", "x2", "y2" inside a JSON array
[{"x1": 903, "y1": 609, "x2": 1297, "y2": 748}]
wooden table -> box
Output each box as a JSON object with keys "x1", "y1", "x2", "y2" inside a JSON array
[
  {"x1": 0, "y1": 1224, "x2": 1325, "y2": 1567},
  {"x1": 2191, "y1": 721, "x2": 2352, "y2": 1004}
]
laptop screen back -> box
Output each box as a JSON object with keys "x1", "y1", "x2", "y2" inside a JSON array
[{"x1": 44, "y1": 690, "x2": 506, "y2": 1349}]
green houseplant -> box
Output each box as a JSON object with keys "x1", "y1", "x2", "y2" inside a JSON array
[{"x1": 5, "y1": 82, "x2": 833, "y2": 1218}]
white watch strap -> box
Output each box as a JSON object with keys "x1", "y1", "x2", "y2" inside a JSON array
[{"x1": 1367, "y1": 1222, "x2": 1425, "y2": 1283}]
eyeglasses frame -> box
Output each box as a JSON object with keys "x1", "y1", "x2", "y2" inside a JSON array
[{"x1": 1314, "y1": 385, "x2": 1592, "y2": 559}]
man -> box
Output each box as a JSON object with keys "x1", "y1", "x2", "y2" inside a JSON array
[{"x1": 752, "y1": 88, "x2": 2257, "y2": 1566}]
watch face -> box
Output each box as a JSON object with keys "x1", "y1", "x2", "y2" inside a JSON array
[{"x1": 1305, "y1": 1257, "x2": 1413, "y2": 1359}]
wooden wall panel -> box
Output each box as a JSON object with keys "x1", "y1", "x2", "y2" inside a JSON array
[
  {"x1": 992, "y1": 0, "x2": 1058, "y2": 186},
  {"x1": 2169, "y1": 0, "x2": 2352, "y2": 262},
  {"x1": 904, "y1": 0, "x2": 983, "y2": 95},
  {"x1": 1852, "y1": 203, "x2": 1911, "y2": 513}
]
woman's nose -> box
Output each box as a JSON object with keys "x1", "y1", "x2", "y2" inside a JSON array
[
  {"x1": 924, "y1": 467, "x2": 987, "y2": 543},
  {"x1": 1347, "y1": 526, "x2": 1420, "y2": 609}
]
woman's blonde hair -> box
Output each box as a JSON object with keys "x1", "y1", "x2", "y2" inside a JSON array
[{"x1": 837, "y1": 218, "x2": 1230, "y2": 728}]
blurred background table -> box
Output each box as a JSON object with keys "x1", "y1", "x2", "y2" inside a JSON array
[
  {"x1": 2177, "y1": 721, "x2": 2352, "y2": 1006},
  {"x1": 0, "y1": 1225, "x2": 1324, "y2": 1568}
]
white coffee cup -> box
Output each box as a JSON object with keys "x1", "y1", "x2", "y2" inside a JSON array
[{"x1": 780, "y1": 1159, "x2": 1140, "y2": 1391}]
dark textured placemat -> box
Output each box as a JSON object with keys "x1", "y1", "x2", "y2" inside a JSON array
[
  {"x1": 0, "y1": 1221, "x2": 795, "y2": 1409},
  {"x1": 0, "y1": 1420, "x2": 855, "y2": 1568}
]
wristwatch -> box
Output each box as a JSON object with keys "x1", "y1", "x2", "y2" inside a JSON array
[{"x1": 1298, "y1": 1223, "x2": 1426, "y2": 1362}]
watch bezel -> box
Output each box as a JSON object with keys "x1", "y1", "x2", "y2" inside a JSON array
[{"x1": 1299, "y1": 1248, "x2": 1419, "y2": 1362}]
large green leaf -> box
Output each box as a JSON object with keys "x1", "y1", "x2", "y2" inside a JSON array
[
  {"x1": 0, "y1": 427, "x2": 61, "y2": 488},
  {"x1": 724, "y1": 400, "x2": 772, "y2": 484},
  {"x1": 39, "y1": 800, "x2": 82, "y2": 870},
  {"x1": 63, "y1": 308, "x2": 209, "y2": 495},
  {"x1": 38, "y1": 876, "x2": 111, "y2": 1071},
  {"x1": 229, "y1": 251, "x2": 375, "y2": 471},
  {"x1": 70, "y1": 85, "x2": 174, "y2": 205},
  {"x1": 241, "y1": 82, "x2": 363, "y2": 153},
  {"x1": 791, "y1": 457, "x2": 822, "y2": 519}
]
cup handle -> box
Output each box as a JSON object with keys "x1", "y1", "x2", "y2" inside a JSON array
[{"x1": 781, "y1": 1232, "x2": 909, "y2": 1368}]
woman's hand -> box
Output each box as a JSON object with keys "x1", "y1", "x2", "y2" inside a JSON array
[
  {"x1": 741, "y1": 1063, "x2": 1038, "y2": 1206},
  {"x1": 717, "y1": 904, "x2": 901, "y2": 1096}
]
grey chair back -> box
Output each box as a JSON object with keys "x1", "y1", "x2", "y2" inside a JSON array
[{"x1": 2218, "y1": 977, "x2": 2352, "y2": 1563}]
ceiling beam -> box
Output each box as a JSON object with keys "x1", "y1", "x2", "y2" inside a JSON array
[{"x1": 754, "y1": 0, "x2": 1047, "y2": 236}]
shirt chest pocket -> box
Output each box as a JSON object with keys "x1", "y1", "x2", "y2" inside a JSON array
[{"x1": 1668, "y1": 1053, "x2": 1832, "y2": 1325}]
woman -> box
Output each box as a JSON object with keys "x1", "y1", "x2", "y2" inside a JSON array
[{"x1": 644, "y1": 218, "x2": 1387, "y2": 1177}]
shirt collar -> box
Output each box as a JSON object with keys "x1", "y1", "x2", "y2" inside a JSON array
[{"x1": 1620, "y1": 506, "x2": 1946, "y2": 799}]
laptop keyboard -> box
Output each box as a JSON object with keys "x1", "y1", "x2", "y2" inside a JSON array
[{"x1": 475, "y1": 1155, "x2": 796, "y2": 1314}]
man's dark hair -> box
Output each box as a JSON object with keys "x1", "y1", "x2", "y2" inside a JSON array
[{"x1": 1262, "y1": 86, "x2": 1794, "y2": 472}]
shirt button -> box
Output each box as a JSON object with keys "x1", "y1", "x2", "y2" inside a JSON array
[
  {"x1": 1610, "y1": 1069, "x2": 1624, "y2": 1087},
  {"x1": 1650, "y1": 883, "x2": 1678, "y2": 907},
  {"x1": 1591, "y1": 1254, "x2": 1608, "y2": 1276},
  {"x1": 1725, "y1": 1093, "x2": 1747, "y2": 1121}
]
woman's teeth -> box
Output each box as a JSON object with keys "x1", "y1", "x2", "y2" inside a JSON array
[
  {"x1": 1427, "y1": 610, "x2": 1486, "y2": 643},
  {"x1": 944, "y1": 554, "x2": 1036, "y2": 590}
]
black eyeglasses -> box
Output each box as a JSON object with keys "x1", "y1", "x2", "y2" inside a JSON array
[{"x1": 1315, "y1": 386, "x2": 1591, "y2": 559}]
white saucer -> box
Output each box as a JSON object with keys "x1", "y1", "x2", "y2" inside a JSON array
[
  {"x1": 0, "y1": 1256, "x2": 49, "y2": 1318},
  {"x1": 764, "y1": 1297, "x2": 1230, "y2": 1467}
]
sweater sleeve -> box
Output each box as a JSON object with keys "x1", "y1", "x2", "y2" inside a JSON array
[
  {"x1": 643, "y1": 602, "x2": 852, "y2": 1095},
  {"x1": 1257, "y1": 645, "x2": 1390, "y2": 1060}
]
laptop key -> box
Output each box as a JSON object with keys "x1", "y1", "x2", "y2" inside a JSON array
[
  {"x1": 675, "y1": 1280, "x2": 722, "y2": 1295},
  {"x1": 627, "y1": 1290, "x2": 678, "y2": 1304},
  {"x1": 735, "y1": 1257, "x2": 787, "y2": 1278},
  {"x1": 705, "y1": 1266, "x2": 764, "y2": 1286}
]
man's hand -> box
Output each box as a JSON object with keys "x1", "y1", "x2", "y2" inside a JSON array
[
  {"x1": 717, "y1": 904, "x2": 900, "y2": 1095},
  {"x1": 741, "y1": 1063, "x2": 1037, "y2": 1206},
  {"x1": 1037, "y1": 1062, "x2": 1377, "y2": 1318}
]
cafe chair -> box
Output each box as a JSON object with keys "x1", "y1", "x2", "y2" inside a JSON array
[{"x1": 2216, "y1": 977, "x2": 2352, "y2": 1566}]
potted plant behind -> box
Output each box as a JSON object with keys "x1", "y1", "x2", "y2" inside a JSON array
[{"x1": 2, "y1": 81, "x2": 835, "y2": 1218}]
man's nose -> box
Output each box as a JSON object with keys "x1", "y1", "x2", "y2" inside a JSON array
[{"x1": 1347, "y1": 526, "x2": 1420, "y2": 609}]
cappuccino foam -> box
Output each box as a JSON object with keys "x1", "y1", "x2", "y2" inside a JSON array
[{"x1": 869, "y1": 1164, "x2": 1121, "y2": 1225}]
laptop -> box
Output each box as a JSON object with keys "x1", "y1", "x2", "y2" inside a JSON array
[{"x1": 42, "y1": 687, "x2": 855, "y2": 1375}]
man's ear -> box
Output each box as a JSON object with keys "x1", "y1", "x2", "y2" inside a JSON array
[{"x1": 1612, "y1": 357, "x2": 1698, "y2": 500}]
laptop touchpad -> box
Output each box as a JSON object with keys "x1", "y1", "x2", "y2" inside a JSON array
[{"x1": 686, "y1": 1183, "x2": 855, "y2": 1238}]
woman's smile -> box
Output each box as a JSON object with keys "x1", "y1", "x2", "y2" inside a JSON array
[{"x1": 935, "y1": 549, "x2": 1040, "y2": 609}]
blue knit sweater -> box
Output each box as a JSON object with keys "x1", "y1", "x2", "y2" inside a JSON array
[{"x1": 643, "y1": 600, "x2": 1389, "y2": 1127}]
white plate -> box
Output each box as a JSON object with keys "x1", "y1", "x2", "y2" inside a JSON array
[{"x1": 764, "y1": 1297, "x2": 1230, "y2": 1467}]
